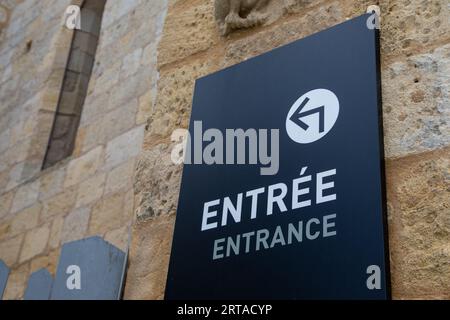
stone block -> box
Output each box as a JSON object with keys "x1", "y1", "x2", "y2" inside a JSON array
[
  {"x1": 0, "y1": 191, "x2": 14, "y2": 220},
  {"x1": 136, "y1": 90, "x2": 152, "y2": 125},
  {"x1": 48, "y1": 216, "x2": 64, "y2": 250},
  {"x1": 61, "y1": 207, "x2": 91, "y2": 244},
  {"x1": 104, "y1": 226, "x2": 129, "y2": 252},
  {"x1": 0, "y1": 221, "x2": 10, "y2": 241},
  {"x1": 10, "y1": 180, "x2": 40, "y2": 214},
  {"x1": 0, "y1": 234, "x2": 23, "y2": 266},
  {"x1": 223, "y1": 1, "x2": 344, "y2": 67},
  {"x1": 120, "y1": 47, "x2": 142, "y2": 80},
  {"x1": 158, "y1": 0, "x2": 219, "y2": 67},
  {"x1": 64, "y1": 146, "x2": 103, "y2": 188},
  {"x1": 89, "y1": 192, "x2": 126, "y2": 236},
  {"x1": 72, "y1": 126, "x2": 86, "y2": 158},
  {"x1": 30, "y1": 249, "x2": 59, "y2": 275},
  {"x1": 105, "y1": 159, "x2": 135, "y2": 196},
  {"x1": 2, "y1": 263, "x2": 29, "y2": 300},
  {"x1": 107, "y1": 75, "x2": 140, "y2": 110},
  {"x1": 4, "y1": 163, "x2": 25, "y2": 192},
  {"x1": 147, "y1": 58, "x2": 216, "y2": 143},
  {"x1": 79, "y1": 91, "x2": 110, "y2": 127},
  {"x1": 104, "y1": 126, "x2": 144, "y2": 171},
  {"x1": 20, "y1": 224, "x2": 50, "y2": 263},
  {"x1": 382, "y1": 43, "x2": 450, "y2": 158},
  {"x1": 75, "y1": 173, "x2": 106, "y2": 208},
  {"x1": 81, "y1": 99, "x2": 138, "y2": 153},
  {"x1": 386, "y1": 147, "x2": 450, "y2": 299},
  {"x1": 123, "y1": 188, "x2": 135, "y2": 222},
  {"x1": 10, "y1": 203, "x2": 41, "y2": 236},
  {"x1": 141, "y1": 41, "x2": 157, "y2": 68},
  {"x1": 89, "y1": 61, "x2": 120, "y2": 95},
  {"x1": 39, "y1": 168, "x2": 66, "y2": 201},
  {"x1": 123, "y1": 215, "x2": 175, "y2": 300},
  {"x1": 135, "y1": 143, "x2": 182, "y2": 219},
  {"x1": 0, "y1": 127, "x2": 10, "y2": 153},
  {"x1": 0, "y1": 169, "x2": 8, "y2": 193},
  {"x1": 380, "y1": 0, "x2": 450, "y2": 57},
  {"x1": 41, "y1": 186, "x2": 77, "y2": 221}
]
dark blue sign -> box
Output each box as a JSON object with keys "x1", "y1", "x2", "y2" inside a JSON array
[{"x1": 166, "y1": 14, "x2": 390, "y2": 299}]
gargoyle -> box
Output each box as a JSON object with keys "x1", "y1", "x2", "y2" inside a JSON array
[{"x1": 215, "y1": 0, "x2": 271, "y2": 36}]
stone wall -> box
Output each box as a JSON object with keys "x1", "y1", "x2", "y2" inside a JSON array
[
  {"x1": 0, "y1": 0, "x2": 449, "y2": 300},
  {"x1": 0, "y1": 1, "x2": 23, "y2": 38},
  {"x1": 0, "y1": 0, "x2": 167, "y2": 299},
  {"x1": 124, "y1": 0, "x2": 450, "y2": 300}
]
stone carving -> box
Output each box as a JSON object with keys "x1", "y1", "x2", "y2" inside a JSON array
[{"x1": 215, "y1": 0, "x2": 271, "y2": 35}]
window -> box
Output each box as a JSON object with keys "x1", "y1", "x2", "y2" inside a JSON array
[{"x1": 43, "y1": 0, "x2": 106, "y2": 169}]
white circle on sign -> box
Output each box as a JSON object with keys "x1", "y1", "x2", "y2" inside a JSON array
[{"x1": 286, "y1": 89, "x2": 340, "y2": 144}]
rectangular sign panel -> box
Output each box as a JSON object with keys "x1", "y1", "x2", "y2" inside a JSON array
[{"x1": 166, "y1": 14, "x2": 390, "y2": 300}]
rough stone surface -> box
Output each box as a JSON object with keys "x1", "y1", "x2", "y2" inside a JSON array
[
  {"x1": 19, "y1": 224, "x2": 50, "y2": 263},
  {"x1": 89, "y1": 192, "x2": 126, "y2": 236},
  {"x1": 104, "y1": 159, "x2": 135, "y2": 196},
  {"x1": 75, "y1": 173, "x2": 106, "y2": 208},
  {"x1": 60, "y1": 207, "x2": 90, "y2": 244},
  {"x1": 158, "y1": 0, "x2": 218, "y2": 67},
  {"x1": 123, "y1": 215, "x2": 175, "y2": 300},
  {"x1": 0, "y1": 234, "x2": 23, "y2": 266},
  {"x1": 382, "y1": 44, "x2": 450, "y2": 159},
  {"x1": 135, "y1": 143, "x2": 182, "y2": 219},
  {"x1": 146, "y1": 58, "x2": 217, "y2": 143},
  {"x1": 10, "y1": 180, "x2": 39, "y2": 214},
  {"x1": 64, "y1": 146, "x2": 104, "y2": 188},
  {"x1": 104, "y1": 126, "x2": 145, "y2": 171},
  {"x1": 80, "y1": 98, "x2": 138, "y2": 153},
  {"x1": 38, "y1": 168, "x2": 66, "y2": 201},
  {"x1": 387, "y1": 147, "x2": 450, "y2": 299},
  {"x1": 380, "y1": 0, "x2": 450, "y2": 57},
  {"x1": 2, "y1": 263, "x2": 29, "y2": 300},
  {"x1": 9, "y1": 203, "x2": 40, "y2": 237},
  {"x1": 48, "y1": 216, "x2": 64, "y2": 250},
  {"x1": 223, "y1": 0, "x2": 345, "y2": 67},
  {"x1": 136, "y1": 90, "x2": 153, "y2": 125},
  {"x1": 104, "y1": 226, "x2": 130, "y2": 253},
  {"x1": 41, "y1": 186, "x2": 77, "y2": 221},
  {"x1": 0, "y1": 191, "x2": 13, "y2": 220},
  {"x1": 29, "y1": 249, "x2": 59, "y2": 275}
]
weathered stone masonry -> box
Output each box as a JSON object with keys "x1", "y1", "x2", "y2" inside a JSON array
[
  {"x1": 0, "y1": 0, "x2": 449, "y2": 300},
  {"x1": 0, "y1": 0, "x2": 167, "y2": 299}
]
